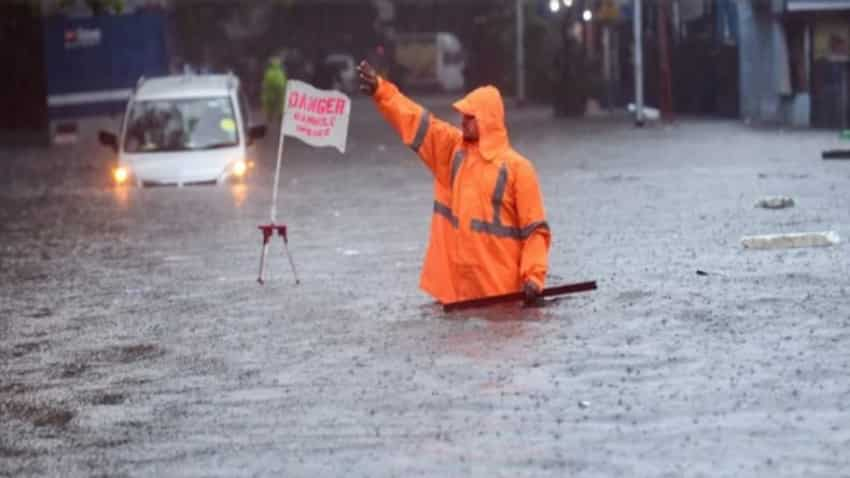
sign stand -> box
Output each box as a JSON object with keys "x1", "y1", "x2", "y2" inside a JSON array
[
  {"x1": 255, "y1": 80, "x2": 350, "y2": 285},
  {"x1": 257, "y1": 92, "x2": 300, "y2": 286}
]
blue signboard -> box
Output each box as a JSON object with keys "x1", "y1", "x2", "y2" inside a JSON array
[{"x1": 43, "y1": 12, "x2": 168, "y2": 118}]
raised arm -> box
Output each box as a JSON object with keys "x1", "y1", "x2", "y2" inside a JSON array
[{"x1": 359, "y1": 61, "x2": 461, "y2": 188}]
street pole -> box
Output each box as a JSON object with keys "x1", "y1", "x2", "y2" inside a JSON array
[
  {"x1": 633, "y1": 0, "x2": 644, "y2": 126},
  {"x1": 516, "y1": 0, "x2": 526, "y2": 105},
  {"x1": 658, "y1": 0, "x2": 673, "y2": 120},
  {"x1": 603, "y1": 25, "x2": 612, "y2": 111}
]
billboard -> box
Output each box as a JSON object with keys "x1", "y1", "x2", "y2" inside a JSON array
[{"x1": 44, "y1": 11, "x2": 169, "y2": 118}]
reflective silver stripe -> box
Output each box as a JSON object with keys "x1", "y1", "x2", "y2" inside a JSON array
[
  {"x1": 520, "y1": 220, "x2": 550, "y2": 238},
  {"x1": 410, "y1": 109, "x2": 430, "y2": 153},
  {"x1": 490, "y1": 163, "x2": 508, "y2": 225},
  {"x1": 468, "y1": 161, "x2": 549, "y2": 240},
  {"x1": 433, "y1": 201, "x2": 459, "y2": 228},
  {"x1": 451, "y1": 151, "x2": 464, "y2": 186},
  {"x1": 471, "y1": 220, "x2": 549, "y2": 240}
]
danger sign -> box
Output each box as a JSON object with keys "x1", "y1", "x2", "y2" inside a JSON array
[{"x1": 282, "y1": 80, "x2": 351, "y2": 153}]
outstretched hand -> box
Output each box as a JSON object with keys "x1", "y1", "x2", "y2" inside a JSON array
[
  {"x1": 522, "y1": 280, "x2": 543, "y2": 307},
  {"x1": 358, "y1": 60, "x2": 379, "y2": 96}
]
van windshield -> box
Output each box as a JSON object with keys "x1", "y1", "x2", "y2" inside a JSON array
[{"x1": 124, "y1": 97, "x2": 239, "y2": 153}]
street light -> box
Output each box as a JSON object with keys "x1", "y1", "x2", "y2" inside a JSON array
[
  {"x1": 582, "y1": 9, "x2": 593, "y2": 21},
  {"x1": 549, "y1": 0, "x2": 560, "y2": 13},
  {"x1": 563, "y1": 0, "x2": 573, "y2": 6}
]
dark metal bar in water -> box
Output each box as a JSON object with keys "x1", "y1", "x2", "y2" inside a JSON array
[
  {"x1": 822, "y1": 150, "x2": 850, "y2": 160},
  {"x1": 443, "y1": 281, "x2": 598, "y2": 313}
]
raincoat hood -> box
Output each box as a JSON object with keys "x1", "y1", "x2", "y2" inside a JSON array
[{"x1": 453, "y1": 86, "x2": 509, "y2": 161}]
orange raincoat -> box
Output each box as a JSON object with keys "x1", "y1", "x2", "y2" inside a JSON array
[{"x1": 374, "y1": 78, "x2": 551, "y2": 303}]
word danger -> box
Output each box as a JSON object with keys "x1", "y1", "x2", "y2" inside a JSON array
[
  {"x1": 288, "y1": 92, "x2": 347, "y2": 138},
  {"x1": 282, "y1": 80, "x2": 350, "y2": 153},
  {"x1": 288, "y1": 92, "x2": 347, "y2": 115}
]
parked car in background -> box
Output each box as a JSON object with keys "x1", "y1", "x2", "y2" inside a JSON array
[{"x1": 98, "y1": 73, "x2": 266, "y2": 187}]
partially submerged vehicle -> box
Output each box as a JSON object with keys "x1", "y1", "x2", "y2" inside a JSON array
[{"x1": 99, "y1": 73, "x2": 266, "y2": 187}]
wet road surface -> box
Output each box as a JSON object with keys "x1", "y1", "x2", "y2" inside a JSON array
[{"x1": 2, "y1": 100, "x2": 850, "y2": 477}]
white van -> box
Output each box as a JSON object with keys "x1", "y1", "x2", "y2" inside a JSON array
[
  {"x1": 394, "y1": 32, "x2": 465, "y2": 93},
  {"x1": 98, "y1": 74, "x2": 266, "y2": 187}
]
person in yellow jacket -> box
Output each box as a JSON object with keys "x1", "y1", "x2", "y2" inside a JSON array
[
  {"x1": 262, "y1": 57, "x2": 287, "y2": 124},
  {"x1": 358, "y1": 60, "x2": 551, "y2": 305}
]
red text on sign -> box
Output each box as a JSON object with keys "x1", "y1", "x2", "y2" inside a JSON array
[{"x1": 288, "y1": 92, "x2": 347, "y2": 116}]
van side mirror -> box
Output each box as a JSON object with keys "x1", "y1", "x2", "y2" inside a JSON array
[
  {"x1": 247, "y1": 125, "x2": 267, "y2": 145},
  {"x1": 98, "y1": 130, "x2": 118, "y2": 152}
]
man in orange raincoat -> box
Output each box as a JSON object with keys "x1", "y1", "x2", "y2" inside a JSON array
[{"x1": 358, "y1": 61, "x2": 550, "y2": 305}]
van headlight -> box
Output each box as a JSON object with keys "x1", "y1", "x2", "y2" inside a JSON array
[
  {"x1": 113, "y1": 166, "x2": 130, "y2": 185},
  {"x1": 231, "y1": 160, "x2": 247, "y2": 178}
]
